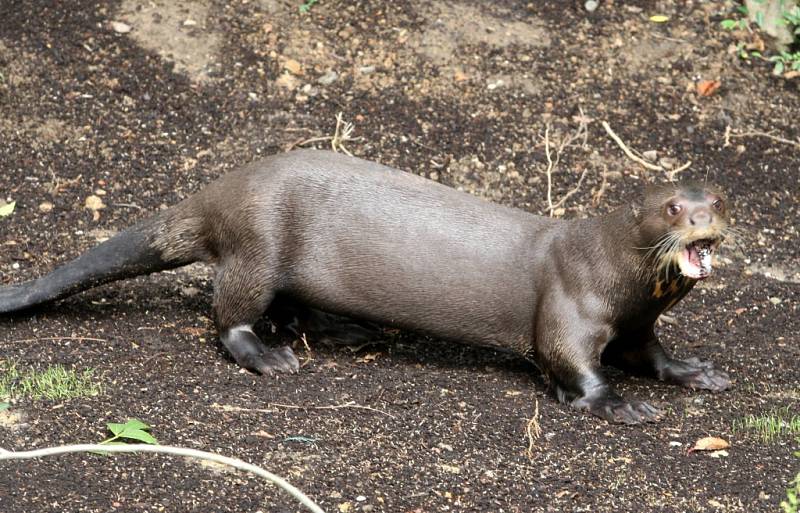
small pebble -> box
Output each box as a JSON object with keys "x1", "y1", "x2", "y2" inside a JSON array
[
  {"x1": 109, "y1": 21, "x2": 132, "y2": 33},
  {"x1": 585, "y1": 0, "x2": 598, "y2": 12},
  {"x1": 317, "y1": 70, "x2": 339, "y2": 85}
]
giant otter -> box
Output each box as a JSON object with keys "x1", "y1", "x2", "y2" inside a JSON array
[{"x1": 0, "y1": 150, "x2": 733, "y2": 423}]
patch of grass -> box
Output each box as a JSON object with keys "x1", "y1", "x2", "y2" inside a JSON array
[
  {"x1": 733, "y1": 407, "x2": 800, "y2": 442},
  {"x1": 0, "y1": 359, "x2": 102, "y2": 401},
  {"x1": 298, "y1": 0, "x2": 319, "y2": 14}
]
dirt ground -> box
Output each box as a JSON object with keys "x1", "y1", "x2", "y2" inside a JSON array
[{"x1": 0, "y1": 1, "x2": 799, "y2": 512}]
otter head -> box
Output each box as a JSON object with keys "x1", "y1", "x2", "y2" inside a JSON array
[{"x1": 636, "y1": 182, "x2": 730, "y2": 280}]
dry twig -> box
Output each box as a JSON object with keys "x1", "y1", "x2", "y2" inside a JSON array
[
  {"x1": 270, "y1": 401, "x2": 397, "y2": 419},
  {"x1": 592, "y1": 166, "x2": 609, "y2": 207},
  {"x1": 724, "y1": 126, "x2": 800, "y2": 149},
  {"x1": 601, "y1": 121, "x2": 692, "y2": 181},
  {"x1": 601, "y1": 121, "x2": 663, "y2": 172},
  {"x1": 9, "y1": 336, "x2": 107, "y2": 344},
  {"x1": 543, "y1": 110, "x2": 590, "y2": 217},
  {"x1": 525, "y1": 399, "x2": 542, "y2": 460},
  {"x1": 287, "y1": 112, "x2": 357, "y2": 155}
]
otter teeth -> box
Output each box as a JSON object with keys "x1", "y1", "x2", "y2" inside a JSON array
[{"x1": 679, "y1": 239, "x2": 715, "y2": 279}]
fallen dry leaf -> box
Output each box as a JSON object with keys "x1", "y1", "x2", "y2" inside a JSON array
[
  {"x1": 85, "y1": 194, "x2": 106, "y2": 221},
  {"x1": 84, "y1": 195, "x2": 106, "y2": 211},
  {"x1": 454, "y1": 69, "x2": 469, "y2": 82},
  {"x1": 697, "y1": 80, "x2": 721, "y2": 97},
  {"x1": 284, "y1": 58, "x2": 302, "y2": 75},
  {"x1": 357, "y1": 352, "x2": 381, "y2": 363},
  {"x1": 439, "y1": 464, "x2": 461, "y2": 474},
  {"x1": 687, "y1": 436, "x2": 730, "y2": 454},
  {"x1": 0, "y1": 200, "x2": 16, "y2": 218},
  {"x1": 180, "y1": 327, "x2": 207, "y2": 337}
]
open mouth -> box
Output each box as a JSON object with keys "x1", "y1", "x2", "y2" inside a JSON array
[{"x1": 677, "y1": 238, "x2": 718, "y2": 280}]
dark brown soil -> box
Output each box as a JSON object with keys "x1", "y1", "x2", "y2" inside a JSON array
[{"x1": 1, "y1": 1, "x2": 799, "y2": 512}]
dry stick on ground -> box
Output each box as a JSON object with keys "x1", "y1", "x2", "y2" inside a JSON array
[
  {"x1": 601, "y1": 121, "x2": 692, "y2": 181},
  {"x1": 211, "y1": 401, "x2": 397, "y2": 419},
  {"x1": 592, "y1": 166, "x2": 609, "y2": 207},
  {"x1": 270, "y1": 401, "x2": 397, "y2": 419},
  {"x1": 723, "y1": 125, "x2": 800, "y2": 149},
  {"x1": 543, "y1": 112, "x2": 589, "y2": 217},
  {"x1": 298, "y1": 333, "x2": 314, "y2": 368},
  {"x1": 525, "y1": 399, "x2": 542, "y2": 460},
  {"x1": 0, "y1": 444, "x2": 326, "y2": 513},
  {"x1": 9, "y1": 336, "x2": 108, "y2": 344},
  {"x1": 286, "y1": 112, "x2": 357, "y2": 155}
]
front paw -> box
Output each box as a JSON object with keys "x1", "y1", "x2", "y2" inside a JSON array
[
  {"x1": 573, "y1": 393, "x2": 664, "y2": 424},
  {"x1": 661, "y1": 358, "x2": 730, "y2": 391}
]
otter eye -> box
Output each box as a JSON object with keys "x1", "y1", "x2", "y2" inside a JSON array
[
  {"x1": 712, "y1": 199, "x2": 724, "y2": 211},
  {"x1": 667, "y1": 204, "x2": 682, "y2": 216}
]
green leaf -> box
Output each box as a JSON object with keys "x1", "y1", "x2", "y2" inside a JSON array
[
  {"x1": 122, "y1": 419, "x2": 150, "y2": 431},
  {"x1": 721, "y1": 19, "x2": 738, "y2": 30},
  {"x1": 119, "y1": 428, "x2": 158, "y2": 444},
  {"x1": 107, "y1": 422, "x2": 126, "y2": 436},
  {"x1": 755, "y1": 11, "x2": 764, "y2": 28},
  {"x1": 0, "y1": 402, "x2": 10, "y2": 412},
  {"x1": 773, "y1": 60, "x2": 785, "y2": 76},
  {"x1": 0, "y1": 201, "x2": 15, "y2": 217}
]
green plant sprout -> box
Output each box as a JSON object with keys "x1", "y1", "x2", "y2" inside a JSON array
[
  {"x1": 99, "y1": 419, "x2": 158, "y2": 445},
  {"x1": 299, "y1": 0, "x2": 319, "y2": 14},
  {"x1": 782, "y1": 449, "x2": 800, "y2": 513}
]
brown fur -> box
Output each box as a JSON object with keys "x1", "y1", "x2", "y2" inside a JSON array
[{"x1": 0, "y1": 150, "x2": 734, "y2": 423}]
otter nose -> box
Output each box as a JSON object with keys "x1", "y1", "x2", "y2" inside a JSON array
[{"x1": 690, "y1": 209, "x2": 711, "y2": 226}]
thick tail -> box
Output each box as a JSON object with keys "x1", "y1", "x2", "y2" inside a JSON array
[{"x1": 0, "y1": 209, "x2": 204, "y2": 313}]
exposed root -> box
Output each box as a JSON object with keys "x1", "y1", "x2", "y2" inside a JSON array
[
  {"x1": 286, "y1": 112, "x2": 358, "y2": 155},
  {"x1": 525, "y1": 399, "x2": 542, "y2": 460},
  {"x1": 543, "y1": 108, "x2": 590, "y2": 217},
  {"x1": 601, "y1": 121, "x2": 691, "y2": 182},
  {"x1": 724, "y1": 125, "x2": 800, "y2": 150}
]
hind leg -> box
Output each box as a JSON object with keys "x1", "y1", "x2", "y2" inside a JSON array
[
  {"x1": 213, "y1": 259, "x2": 299, "y2": 375},
  {"x1": 267, "y1": 295, "x2": 383, "y2": 346}
]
